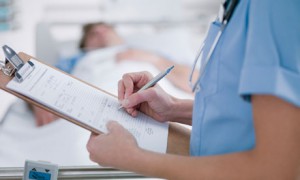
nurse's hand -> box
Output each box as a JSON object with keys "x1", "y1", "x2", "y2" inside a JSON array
[
  {"x1": 118, "y1": 72, "x2": 177, "y2": 123},
  {"x1": 87, "y1": 121, "x2": 141, "y2": 168}
]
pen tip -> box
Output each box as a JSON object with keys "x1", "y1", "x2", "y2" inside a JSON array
[{"x1": 167, "y1": 65, "x2": 175, "y2": 73}]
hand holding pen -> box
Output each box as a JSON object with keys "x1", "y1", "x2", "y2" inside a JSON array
[{"x1": 118, "y1": 65, "x2": 174, "y2": 110}]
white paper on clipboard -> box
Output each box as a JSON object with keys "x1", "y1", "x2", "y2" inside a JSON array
[{"x1": 6, "y1": 59, "x2": 168, "y2": 153}]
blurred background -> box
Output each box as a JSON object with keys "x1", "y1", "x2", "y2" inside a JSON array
[
  {"x1": 0, "y1": 0, "x2": 219, "y2": 168},
  {"x1": 0, "y1": 0, "x2": 219, "y2": 118}
]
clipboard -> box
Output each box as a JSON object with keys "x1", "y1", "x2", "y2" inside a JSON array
[{"x1": 0, "y1": 51, "x2": 114, "y2": 134}]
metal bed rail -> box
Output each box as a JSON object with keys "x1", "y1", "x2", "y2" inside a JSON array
[{"x1": 0, "y1": 166, "x2": 153, "y2": 180}]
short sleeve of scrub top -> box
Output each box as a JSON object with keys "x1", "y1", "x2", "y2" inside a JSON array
[{"x1": 239, "y1": 0, "x2": 300, "y2": 106}]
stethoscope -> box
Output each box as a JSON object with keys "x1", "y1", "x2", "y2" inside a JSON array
[{"x1": 189, "y1": 0, "x2": 240, "y2": 92}]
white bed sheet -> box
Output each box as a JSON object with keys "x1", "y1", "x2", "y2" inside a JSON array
[
  {"x1": 0, "y1": 100, "x2": 95, "y2": 167},
  {"x1": 0, "y1": 90, "x2": 16, "y2": 124}
]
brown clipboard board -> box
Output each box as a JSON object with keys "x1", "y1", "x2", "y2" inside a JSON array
[{"x1": 0, "y1": 52, "x2": 116, "y2": 134}]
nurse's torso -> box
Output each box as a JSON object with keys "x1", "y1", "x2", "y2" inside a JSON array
[{"x1": 190, "y1": 0, "x2": 255, "y2": 156}]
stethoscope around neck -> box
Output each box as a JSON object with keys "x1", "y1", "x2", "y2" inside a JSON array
[{"x1": 189, "y1": 0, "x2": 239, "y2": 92}]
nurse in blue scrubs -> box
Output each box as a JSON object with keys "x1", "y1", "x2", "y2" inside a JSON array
[{"x1": 87, "y1": 0, "x2": 300, "y2": 179}]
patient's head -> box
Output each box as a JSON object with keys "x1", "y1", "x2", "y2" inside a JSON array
[{"x1": 79, "y1": 22, "x2": 124, "y2": 51}]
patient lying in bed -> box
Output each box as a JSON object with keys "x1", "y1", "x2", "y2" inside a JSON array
[
  {"x1": 33, "y1": 22, "x2": 197, "y2": 127},
  {"x1": 57, "y1": 22, "x2": 194, "y2": 92}
]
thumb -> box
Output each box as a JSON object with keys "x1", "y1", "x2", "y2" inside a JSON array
[{"x1": 106, "y1": 121, "x2": 124, "y2": 133}]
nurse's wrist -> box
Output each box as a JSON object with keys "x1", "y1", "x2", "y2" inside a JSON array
[{"x1": 169, "y1": 98, "x2": 193, "y2": 125}]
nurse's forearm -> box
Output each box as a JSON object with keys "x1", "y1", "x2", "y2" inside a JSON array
[
  {"x1": 164, "y1": 99, "x2": 192, "y2": 156},
  {"x1": 167, "y1": 122, "x2": 191, "y2": 156},
  {"x1": 125, "y1": 149, "x2": 297, "y2": 180},
  {"x1": 170, "y1": 98, "x2": 193, "y2": 125}
]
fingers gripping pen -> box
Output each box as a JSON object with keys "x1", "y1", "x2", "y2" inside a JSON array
[{"x1": 118, "y1": 65, "x2": 174, "y2": 110}]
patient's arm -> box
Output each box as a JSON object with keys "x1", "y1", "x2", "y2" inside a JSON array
[
  {"x1": 116, "y1": 49, "x2": 197, "y2": 93},
  {"x1": 32, "y1": 106, "x2": 59, "y2": 126}
]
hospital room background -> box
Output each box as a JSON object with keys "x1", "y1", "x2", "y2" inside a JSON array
[{"x1": 0, "y1": 0, "x2": 219, "y2": 176}]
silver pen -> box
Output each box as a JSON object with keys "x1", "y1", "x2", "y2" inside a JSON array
[{"x1": 118, "y1": 65, "x2": 174, "y2": 110}]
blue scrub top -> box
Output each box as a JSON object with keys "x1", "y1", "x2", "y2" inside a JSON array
[{"x1": 190, "y1": 0, "x2": 300, "y2": 156}]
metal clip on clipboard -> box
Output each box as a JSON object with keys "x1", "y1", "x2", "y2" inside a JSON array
[{"x1": 0, "y1": 45, "x2": 35, "y2": 82}]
